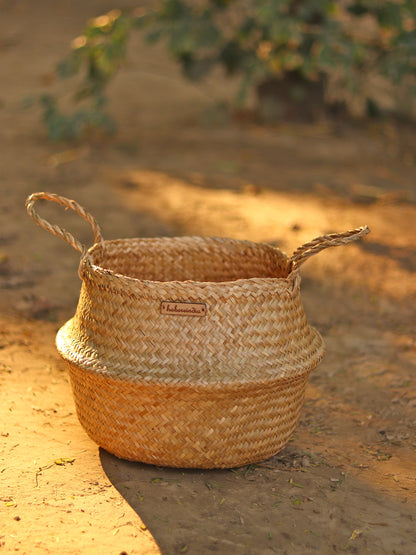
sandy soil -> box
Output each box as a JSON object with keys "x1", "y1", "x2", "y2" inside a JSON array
[{"x1": 1, "y1": 1, "x2": 416, "y2": 554}]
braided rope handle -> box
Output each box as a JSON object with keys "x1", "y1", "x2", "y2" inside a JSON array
[
  {"x1": 26, "y1": 192, "x2": 104, "y2": 269},
  {"x1": 290, "y1": 226, "x2": 370, "y2": 269}
]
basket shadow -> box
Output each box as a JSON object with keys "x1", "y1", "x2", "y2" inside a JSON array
[
  {"x1": 99, "y1": 440, "x2": 416, "y2": 555},
  {"x1": 99, "y1": 446, "x2": 307, "y2": 554}
]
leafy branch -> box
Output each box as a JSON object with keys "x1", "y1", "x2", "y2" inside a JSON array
[{"x1": 39, "y1": 9, "x2": 140, "y2": 141}]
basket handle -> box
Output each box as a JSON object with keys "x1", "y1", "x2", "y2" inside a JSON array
[
  {"x1": 290, "y1": 226, "x2": 370, "y2": 269},
  {"x1": 25, "y1": 192, "x2": 104, "y2": 272}
]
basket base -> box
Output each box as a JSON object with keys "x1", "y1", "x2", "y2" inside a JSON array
[{"x1": 65, "y1": 360, "x2": 313, "y2": 469}]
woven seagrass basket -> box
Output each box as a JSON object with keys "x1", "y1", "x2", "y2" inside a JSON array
[{"x1": 26, "y1": 192, "x2": 369, "y2": 468}]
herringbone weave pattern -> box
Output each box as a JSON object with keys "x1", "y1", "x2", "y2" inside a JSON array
[{"x1": 26, "y1": 192, "x2": 369, "y2": 468}]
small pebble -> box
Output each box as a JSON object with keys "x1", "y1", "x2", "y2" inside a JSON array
[{"x1": 301, "y1": 456, "x2": 310, "y2": 467}]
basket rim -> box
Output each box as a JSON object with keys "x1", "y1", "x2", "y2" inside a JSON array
[{"x1": 82, "y1": 235, "x2": 297, "y2": 287}]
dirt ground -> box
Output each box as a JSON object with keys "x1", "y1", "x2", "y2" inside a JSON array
[{"x1": 1, "y1": 1, "x2": 416, "y2": 554}]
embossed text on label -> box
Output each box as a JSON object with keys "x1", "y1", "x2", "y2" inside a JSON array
[{"x1": 161, "y1": 301, "x2": 207, "y2": 317}]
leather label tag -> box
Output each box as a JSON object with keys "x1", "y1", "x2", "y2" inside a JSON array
[{"x1": 161, "y1": 301, "x2": 207, "y2": 317}]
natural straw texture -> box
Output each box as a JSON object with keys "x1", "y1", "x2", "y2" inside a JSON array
[{"x1": 26, "y1": 192, "x2": 370, "y2": 468}]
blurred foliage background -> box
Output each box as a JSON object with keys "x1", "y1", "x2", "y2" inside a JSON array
[{"x1": 37, "y1": 0, "x2": 416, "y2": 141}]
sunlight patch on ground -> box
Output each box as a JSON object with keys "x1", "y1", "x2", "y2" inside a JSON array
[
  {"x1": 114, "y1": 169, "x2": 359, "y2": 253},
  {"x1": 112, "y1": 169, "x2": 416, "y2": 300}
]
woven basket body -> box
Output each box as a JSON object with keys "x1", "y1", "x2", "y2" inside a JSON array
[{"x1": 26, "y1": 193, "x2": 369, "y2": 468}]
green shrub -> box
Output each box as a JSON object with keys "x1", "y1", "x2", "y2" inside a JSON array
[
  {"x1": 144, "y1": 0, "x2": 416, "y2": 117},
  {"x1": 39, "y1": 1, "x2": 416, "y2": 139}
]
